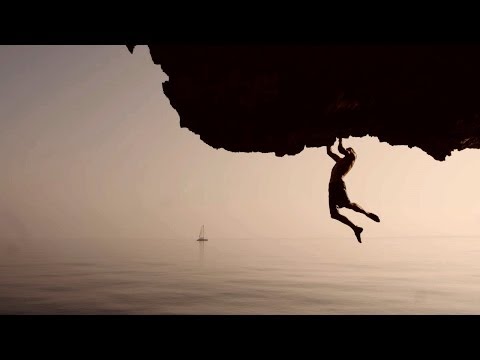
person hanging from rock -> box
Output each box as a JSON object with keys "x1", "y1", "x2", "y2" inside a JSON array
[{"x1": 327, "y1": 138, "x2": 380, "y2": 243}]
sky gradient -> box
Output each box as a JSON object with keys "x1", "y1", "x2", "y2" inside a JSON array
[{"x1": 1, "y1": 45, "x2": 479, "y2": 255}]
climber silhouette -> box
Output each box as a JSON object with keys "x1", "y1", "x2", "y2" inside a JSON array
[{"x1": 327, "y1": 138, "x2": 380, "y2": 243}]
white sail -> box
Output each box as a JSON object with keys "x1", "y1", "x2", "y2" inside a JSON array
[{"x1": 197, "y1": 225, "x2": 208, "y2": 241}]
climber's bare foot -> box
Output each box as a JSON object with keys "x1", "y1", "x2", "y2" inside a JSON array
[
  {"x1": 354, "y1": 226, "x2": 363, "y2": 243},
  {"x1": 367, "y1": 213, "x2": 380, "y2": 222}
]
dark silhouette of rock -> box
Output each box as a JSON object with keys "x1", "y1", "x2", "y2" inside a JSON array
[{"x1": 128, "y1": 44, "x2": 480, "y2": 160}]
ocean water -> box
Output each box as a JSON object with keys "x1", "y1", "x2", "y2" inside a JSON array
[{"x1": 1, "y1": 236, "x2": 480, "y2": 314}]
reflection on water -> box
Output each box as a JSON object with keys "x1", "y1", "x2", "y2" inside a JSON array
[
  {"x1": 1, "y1": 236, "x2": 480, "y2": 314},
  {"x1": 199, "y1": 241, "x2": 205, "y2": 266}
]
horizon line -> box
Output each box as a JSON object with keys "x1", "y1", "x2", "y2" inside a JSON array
[{"x1": 2, "y1": 234, "x2": 480, "y2": 242}]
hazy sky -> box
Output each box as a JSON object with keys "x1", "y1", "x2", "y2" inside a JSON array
[{"x1": 1, "y1": 45, "x2": 479, "y2": 247}]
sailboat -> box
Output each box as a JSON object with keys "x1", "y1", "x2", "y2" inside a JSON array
[{"x1": 197, "y1": 225, "x2": 208, "y2": 241}]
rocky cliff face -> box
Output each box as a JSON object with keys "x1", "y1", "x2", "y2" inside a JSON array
[{"x1": 128, "y1": 44, "x2": 480, "y2": 160}]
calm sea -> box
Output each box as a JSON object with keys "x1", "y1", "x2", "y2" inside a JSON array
[{"x1": 1, "y1": 236, "x2": 480, "y2": 314}]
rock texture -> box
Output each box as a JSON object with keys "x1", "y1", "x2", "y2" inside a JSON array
[{"x1": 128, "y1": 44, "x2": 480, "y2": 160}]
